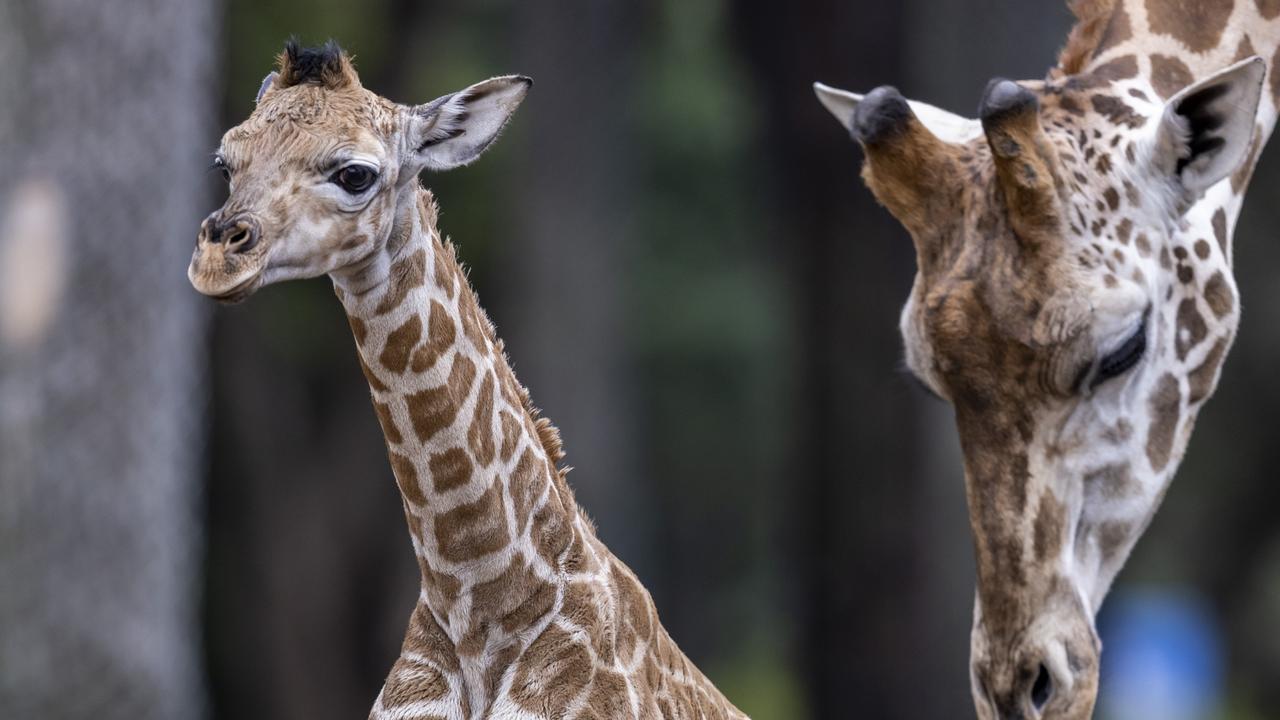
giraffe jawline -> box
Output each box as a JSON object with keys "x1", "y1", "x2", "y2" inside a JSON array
[{"x1": 209, "y1": 273, "x2": 262, "y2": 304}]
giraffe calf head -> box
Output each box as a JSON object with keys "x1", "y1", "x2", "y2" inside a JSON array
[
  {"x1": 817, "y1": 54, "x2": 1265, "y2": 720},
  {"x1": 189, "y1": 41, "x2": 529, "y2": 302}
]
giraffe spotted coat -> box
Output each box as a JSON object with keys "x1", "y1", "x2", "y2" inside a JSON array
[
  {"x1": 189, "y1": 41, "x2": 744, "y2": 720},
  {"x1": 816, "y1": 0, "x2": 1279, "y2": 717}
]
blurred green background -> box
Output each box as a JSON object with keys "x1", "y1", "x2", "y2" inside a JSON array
[{"x1": 2, "y1": 0, "x2": 1279, "y2": 718}]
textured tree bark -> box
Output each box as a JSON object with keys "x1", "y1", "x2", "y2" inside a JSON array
[{"x1": 0, "y1": 0, "x2": 214, "y2": 717}]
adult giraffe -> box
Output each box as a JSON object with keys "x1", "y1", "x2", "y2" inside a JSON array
[
  {"x1": 815, "y1": 1, "x2": 1276, "y2": 717},
  {"x1": 190, "y1": 41, "x2": 745, "y2": 720}
]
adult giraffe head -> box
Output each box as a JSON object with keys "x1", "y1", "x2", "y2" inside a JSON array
[
  {"x1": 188, "y1": 40, "x2": 529, "y2": 302},
  {"x1": 816, "y1": 0, "x2": 1277, "y2": 717}
]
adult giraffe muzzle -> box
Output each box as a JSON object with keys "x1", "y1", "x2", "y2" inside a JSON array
[{"x1": 815, "y1": 0, "x2": 1278, "y2": 717}]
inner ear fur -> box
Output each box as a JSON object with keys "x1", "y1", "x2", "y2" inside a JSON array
[
  {"x1": 1158, "y1": 56, "x2": 1265, "y2": 195},
  {"x1": 409, "y1": 75, "x2": 532, "y2": 172}
]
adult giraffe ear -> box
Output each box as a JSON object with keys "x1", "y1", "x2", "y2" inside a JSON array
[
  {"x1": 812, "y1": 83, "x2": 966, "y2": 259},
  {"x1": 255, "y1": 71, "x2": 279, "y2": 105},
  {"x1": 1155, "y1": 56, "x2": 1265, "y2": 195},
  {"x1": 407, "y1": 75, "x2": 532, "y2": 173},
  {"x1": 813, "y1": 82, "x2": 982, "y2": 144}
]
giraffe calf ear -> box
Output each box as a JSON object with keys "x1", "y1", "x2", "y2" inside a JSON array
[
  {"x1": 1156, "y1": 56, "x2": 1265, "y2": 195},
  {"x1": 408, "y1": 75, "x2": 532, "y2": 172},
  {"x1": 255, "y1": 71, "x2": 279, "y2": 105}
]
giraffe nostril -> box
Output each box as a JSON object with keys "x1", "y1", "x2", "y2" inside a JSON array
[
  {"x1": 219, "y1": 219, "x2": 260, "y2": 253},
  {"x1": 1030, "y1": 663, "x2": 1053, "y2": 710}
]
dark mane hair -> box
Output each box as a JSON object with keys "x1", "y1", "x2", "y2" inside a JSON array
[{"x1": 275, "y1": 38, "x2": 358, "y2": 89}]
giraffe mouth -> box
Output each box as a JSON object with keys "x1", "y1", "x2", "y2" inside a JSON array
[
  {"x1": 188, "y1": 252, "x2": 264, "y2": 303},
  {"x1": 188, "y1": 230, "x2": 268, "y2": 303},
  {"x1": 206, "y1": 272, "x2": 263, "y2": 304}
]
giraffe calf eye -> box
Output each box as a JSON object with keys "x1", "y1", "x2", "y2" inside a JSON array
[
  {"x1": 332, "y1": 165, "x2": 377, "y2": 194},
  {"x1": 212, "y1": 156, "x2": 230, "y2": 182}
]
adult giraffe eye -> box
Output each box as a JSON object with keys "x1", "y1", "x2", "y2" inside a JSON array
[
  {"x1": 1092, "y1": 315, "x2": 1147, "y2": 388},
  {"x1": 332, "y1": 165, "x2": 377, "y2": 194}
]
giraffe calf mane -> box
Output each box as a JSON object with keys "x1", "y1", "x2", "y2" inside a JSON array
[
  {"x1": 1056, "y1": 0, "x2": 1117, "y2": 76},
  {"x1": 423, "y1": 189, "x2": 568, "y2": 468},
  {"x1": 275, "y1": 38, "x2": 359, "y2": 90}
]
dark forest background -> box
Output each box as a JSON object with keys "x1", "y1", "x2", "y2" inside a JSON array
[{"x1": 3, "y1": 1, "x2": 1279, "y2": 718}]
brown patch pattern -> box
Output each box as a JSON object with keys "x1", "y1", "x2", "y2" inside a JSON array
[
  {"x1": 1033, "y1": 492, "x2": 1065, "y2": 562},
  {"x1": 410, "y1": 300, "x2": 456, "y2": 373},
  {"x1": 469, "y1": 556, "x2": 556, "y2": 635},
  {"x1": 433, "y1": 482, "x2": 510, "y2": 563},
  {"x1": 1145, "y1": 0, "x2": 1232, "y2": 53},
  {"x1": 1175, "y1": 298, "x2": 1208, "y2": 360},
  {"x1": 1092, "y1": 54, "x2": 1139, "y2": 81},
  {"x1": 1150, "y1": 54, "x2": 1194, "y2": 99},
  {"x1": 499, "y1": 411, "x2": 522, "y2": 462},
  {"x1": 432, "y1": 240, "x2": 456, "y2": 299},
  {"x1": 1235, "y1": 35, "x2": 1259, "y2": 62},
  {"x1": 374, "y1": 248, "x2": 427, "y2": 315},
  {"x1": 1145, "y1": 373, "x2": 1182, "y2": 472},
  {"x1": 390, "y1": 452, "x2": 426, "y2": 506},
  {"x1": 374, "y1": 401, "x2": 403, "y2": 445},
  {"x1": 509, "y1": 448, "x2": 543, "y2": 535},
  {"x1": 380, "y1": 313, "x2": 422, "y2": 373},
  {"x1": 510, "y1": 624, "x2": 594, "y2": 716},
  {"x1": 1189, "y1": 337, "x2": 1229, "y2": 403},
  {"x1": 428, "y1": 447, "x2": 472, "y2": 493},
  {"x1": 405, "y1": 354, "x2": 477, "y2": 443},
  {"x1": 1210, "y1": 208, "x2": 1228, "y2": 254},
  {"x1": 468, "y1": 373, "x2": 497, "y2": 466},
  {"x1": 1203, "y1": 272, "x2": 1234, "y2": 318},
  {"x1": 1091, "y1": 94, "x2": 1145, "y2": 127}
]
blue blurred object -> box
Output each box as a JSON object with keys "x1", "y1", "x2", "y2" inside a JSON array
[{"x1": 1098, "y1": 588, "x2": 1225, "y2": 720}]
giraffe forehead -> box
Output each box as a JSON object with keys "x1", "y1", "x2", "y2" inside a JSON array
[
  {"x1": 225, "y1": 84, "x2": 401, "y2": 157},
  {"x1": 223, "y1": 117, "x2": 392, "y2": 172}
]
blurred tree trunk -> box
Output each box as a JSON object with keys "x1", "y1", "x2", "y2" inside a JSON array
[
  {"x1": 729, "y1": 3, "x2": 942, "y2": 714},
  {"x1": 0, "y1": 0, "x2": 214, "y2": 717},
  {"x1": 501, "y1": 0, "x2": 652, "y2": 575}
]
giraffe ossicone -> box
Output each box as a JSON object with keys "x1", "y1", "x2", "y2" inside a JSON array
[
  {"x1": 191, "y1": 41, "x2": 745, "y2": 720},
  {"x1": 816, "y1": 0, "x2": 1277, "y2": 718}
]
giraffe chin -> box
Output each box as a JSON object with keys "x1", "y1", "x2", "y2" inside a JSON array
[
  {"x1": 189, "y1": 268, "x2": 263, "y2": 304},
  {"x1": 209, "y1": 275, "x2": 262, "y2": 304}
]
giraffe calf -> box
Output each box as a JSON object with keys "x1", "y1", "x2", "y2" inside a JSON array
[{"x1": 191, "y1": 41, "x2": 746, "y2": 720}]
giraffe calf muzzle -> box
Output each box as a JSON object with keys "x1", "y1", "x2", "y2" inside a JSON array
[
  {"x1": 189, "y1": 212, "x2": 267, "y2": 301},
  {"x1": 204, "y1": 214, "x2": 261, "y2": 254}
]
